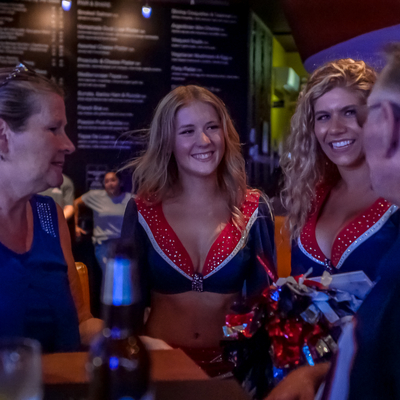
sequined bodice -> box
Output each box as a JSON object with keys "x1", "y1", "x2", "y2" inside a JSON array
[
  {"x1": 121, "y1": 190, "x2": 276, "y2": 296},
  {"x1": 292, "y1": 185, "x2": 400, "y2": 280},
  {"x1": 136, "y1": 191, "x2": 259, "y2": 281}
]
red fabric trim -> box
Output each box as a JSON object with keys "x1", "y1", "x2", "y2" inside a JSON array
[
  {"x1": 300, "y1": 184, "x2": 393, "y2": 267},
  {"x1": 330, "y1": 198, "x2": 392, "y2": 266},
  {"x1": 135, "y1": 197, "x2": 193, "y2": 276},
  {"x1": 300, "y1": 184, "x2": 331, "y2": 265},
  {"x1": 136, "y1": 190, "x2": 260, "y2": 278}
]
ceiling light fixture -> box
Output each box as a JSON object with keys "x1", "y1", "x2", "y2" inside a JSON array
[
  {"x1": 142, "y1": 3, "x2": 152, "y2": 18},
  {"x1": 61, "y1": 0, "x2": 72, "y2": 11}
]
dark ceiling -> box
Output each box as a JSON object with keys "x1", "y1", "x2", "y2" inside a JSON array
[
  {"x1": 249, "y1": 0, "x2": 296, "y2": 51},
  {"x1": 146, "y1": 0, "x2": 297, "y2": 51}
]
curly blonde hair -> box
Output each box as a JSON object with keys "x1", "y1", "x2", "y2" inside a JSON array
[
  {"x1": 125, "y1": 85, "x2": 250, "y2": 231},
  {"x1": 281, "y1": 59, "x2": 377, "y2": 240}
]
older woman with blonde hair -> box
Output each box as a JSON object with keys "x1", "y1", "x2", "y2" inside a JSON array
[
  {"x1": 122, "y1": 85, "x2": 276, "y2": 377},
  {"x1": 281, "y1": 58, "x2": 400, "y2": 280},
  {"x1": 0, "y1": 64, "x2": 102, "y2": 352}
]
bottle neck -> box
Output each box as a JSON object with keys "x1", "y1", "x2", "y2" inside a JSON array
[{"x1": 101, "y1": 257, "x2": 142, "y2": 336}]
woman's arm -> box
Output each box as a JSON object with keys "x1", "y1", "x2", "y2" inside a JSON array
[
  {"x1": 73, "y1": 196, "x2": 87, "y2": 238},
  {"x1": 265, "y1": 363, "x2": 330, "y2": 400},
  {"x1": 63, "y1": 204, "x2": 74, "y2": 220},
  {"x1": 57, "y1": 204, "x2": 103, "y2": 344}
]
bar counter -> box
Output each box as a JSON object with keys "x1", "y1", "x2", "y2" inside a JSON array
[{"x1": 42, "y1": 350, "x2": 251, "y2": 400}]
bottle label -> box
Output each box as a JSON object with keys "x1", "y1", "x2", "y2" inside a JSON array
[{"x1": 103, "y1": 257, "x2": 137, "y2": 306}]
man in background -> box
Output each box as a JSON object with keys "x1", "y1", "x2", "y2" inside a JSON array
[{"x1": 39, "y1": 173, "x2": 75, "y2": 220}]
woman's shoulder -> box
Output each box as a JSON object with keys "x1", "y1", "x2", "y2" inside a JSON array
[
  {"x1": 242, "y1": 188, "x2": 261, "y2": 206},
  {"x1": 125, "y1": 195, "x2": 156, "y2": 217},
  {"x1": 133, "y1": 195, "x2": 160, "y2": 210},
  {"x1": 243, "y1": 188, "x2": 272, "y2": 219}
]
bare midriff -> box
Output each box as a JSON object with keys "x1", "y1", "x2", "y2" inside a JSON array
[{"x1": 146, "y1": 290, "x2": 241, "y2": 348}]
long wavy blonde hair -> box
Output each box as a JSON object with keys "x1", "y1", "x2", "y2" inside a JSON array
[
  {"x1": 281, "y1": 59, "x2": 377, "y2": 240},
  {"x1": 125, "y1": 85, "x2": 250, "y2": 231}
]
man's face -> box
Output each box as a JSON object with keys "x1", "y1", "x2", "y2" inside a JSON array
[{"x1": 364, "y1": 82, "x2": 400, "y2": 204}]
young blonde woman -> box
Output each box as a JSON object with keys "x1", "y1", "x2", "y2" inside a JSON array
[
  {"x1": 282, "y1": 59, "x2": 400, "y2": 280},
  {"x1": 121, "y1": 85, "x2": 276, "y2": 377}
]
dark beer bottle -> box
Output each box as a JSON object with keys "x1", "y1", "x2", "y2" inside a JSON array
[{"x1": 87, "y1": 242, "x2": 153, "y2": 400}]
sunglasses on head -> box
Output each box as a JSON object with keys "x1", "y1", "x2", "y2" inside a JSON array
[{"x1": 0, "y1": 63, "x2": 38, "y2": 89}]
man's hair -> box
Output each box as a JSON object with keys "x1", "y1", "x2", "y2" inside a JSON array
[{"x1": 378, "y1": 43, "x2": 400, "y2": 92}]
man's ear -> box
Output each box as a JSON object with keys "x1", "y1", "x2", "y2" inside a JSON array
[
  {"x1": 380, "y1": 101, "x2": 400, "y2": 159},
  {"x1": 0, "y1": 118, "x2": 10, "y2": 157}
]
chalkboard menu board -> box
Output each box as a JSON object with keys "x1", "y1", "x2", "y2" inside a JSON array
[{"x1": 0, "y1": 0, "x2": 248, "y2": 193}]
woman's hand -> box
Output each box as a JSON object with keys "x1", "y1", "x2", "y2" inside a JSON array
[
  {"x1": 265, "y1": 363, "x2": 330, "y2": 400},
  {"x1": 139, "y1": 335, "x2": 173, "y2": 350}
]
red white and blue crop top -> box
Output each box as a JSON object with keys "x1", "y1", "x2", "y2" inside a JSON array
[
  {"x1": 291, "y1": 183, "x2": 400, "y2": 280},
  {"x1": 121, "y1": 190, "x2": 276, "y2": 301}
]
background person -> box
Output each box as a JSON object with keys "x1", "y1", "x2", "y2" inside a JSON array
[
  {"x1": 121, "y1": 85, "x2": 276, "y2": 377},
  {"x1": 74, "y1": 171, "x2": 131, "y2": 272},
  {"x1": 39, "y1": 173, "x2": 75, "y2": 220},
  {"x1": 0, "y1": 64, "x2": 102, "y2": 352},
  {"x1": 281, "y1": 59, "x2": 399, "y2": 281}
]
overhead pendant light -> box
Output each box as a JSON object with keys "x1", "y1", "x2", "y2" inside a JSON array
[
  {"x1": 142, "y1": 2, "x2": 152, "y2": 18},
  {"x1": 61, "y1": 0, "x2": 72, "y2": 11}
]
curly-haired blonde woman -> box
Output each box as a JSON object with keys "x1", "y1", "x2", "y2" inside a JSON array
[
  {"x1": 121, "y1": 85, "x2": 276, "y2": 377},
  {"x1": 282, "y1": 59, "x2": 400, "y2": 280}
]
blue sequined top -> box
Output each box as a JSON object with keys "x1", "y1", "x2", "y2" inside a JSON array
[{"x1": 0, "y1": 195, "x2": 80, "y2": 352}]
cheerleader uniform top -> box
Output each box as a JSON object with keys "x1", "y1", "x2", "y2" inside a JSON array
[
  {"x1": 0, "y1": 195, "x2": 80, "y2": 353},
  {"x1": 121, "y1": 190, "x2": 276, "y2": 303},
  {"x1": 291, "y1": 183, "x2": 400, "y2": 281}
]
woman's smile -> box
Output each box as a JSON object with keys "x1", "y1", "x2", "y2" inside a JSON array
[
  {"x1": 191, "y1": 151, "x2": 214, "y2": 161},
  {"x1": 329, "y1": 139, "x2": 356, "y2": 150},
  {"x1": 173, "y1": 101, "x2": 225, "y2": 180}
]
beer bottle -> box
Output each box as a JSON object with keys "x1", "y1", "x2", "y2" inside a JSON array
[{"x1": 87, "y1": 242, "x2": 153, "y2": 400}]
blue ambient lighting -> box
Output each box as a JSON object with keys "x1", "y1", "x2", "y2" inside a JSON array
[
  {"x1": 109, "y1": 357, "x2": 119, "y2": 370},
  {"x1": 61, "y1": 0, "x2": 72, "y2": 11},
  {"x1": 142, "y1": 5, "x2": 152, "y2": 18}
]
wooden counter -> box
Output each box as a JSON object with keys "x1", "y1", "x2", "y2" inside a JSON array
[{"x1": 42, "y1": 349, "x2": 209, "y2": 384}]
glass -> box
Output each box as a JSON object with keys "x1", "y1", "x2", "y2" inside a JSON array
[{"x1": 0, "y1": 338, "x2": 43, "y2": 400}]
